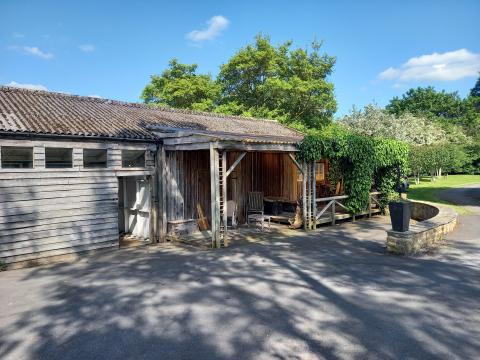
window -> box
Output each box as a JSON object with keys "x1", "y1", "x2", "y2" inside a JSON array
[
  {"x1": 84, "y1": 149, "x2": 108, "y2": 168},
  {"x1": 45, "y1": 148, "x2": 72, "y2": 168},
  {"x1": 315, "y1": 162, "x2": 325, "y2": 182},
  {"x1": 1, "y1": 146, "x2": 33, "y2": 168},
  {"x1": 122, "y1": 150, "x2": 145, "y2": 168}
]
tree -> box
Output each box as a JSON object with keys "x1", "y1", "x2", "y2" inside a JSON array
[
  {"x1": 386, "y1": 85, "x2": 480, "y2": 140},
  {"x1": 217, "y1": 35, "x2": 337, "y2": 128},
  {"x1": 141, "y1": 59, "x2": 220, "y2": 111},
  {"x1": 409, "y1": 143, "x2": 469, "y2": 183},
  {"x1": 339, "y1": 104, "x2": 446, "y2": 145},
  {"x1": 386, "y1": 87, "x2": 465, "y2": 121},
  {"x1": 470, "y1": 74, "x2": 480, "y2": 97}
]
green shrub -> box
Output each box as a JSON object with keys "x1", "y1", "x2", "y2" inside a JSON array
[{"x1": 297, "y1": 125, "x2": 408, "y2": 212}]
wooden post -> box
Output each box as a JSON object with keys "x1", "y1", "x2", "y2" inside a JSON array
[
  {"x1": 222, "y1": 150, "x2": 228, "y2": 245},
  {"x1": 332, "y1": 200, "x2": 336, "y2": 225},
  {"x1": 149, "y1": 173, "x2": 156, "y2": 243},
  {"x1": 302, "y1": 161, "x2": 307, "y2": 231},
  {"x1": 368, "y1": 194, "x2": 372, "y2": 218},
  {"x1": 158, "y1": 146, "x2": 168, "y2": 242},
  {"x1": 123, "y1": 178, "x2": 129, "y2": 233},
  {"x1": 210, "y1": 143, "x2": 220, "y2": 248},
  {"x1": 307, "y1": 163, "x2": 312, "y2": 230},
  {"x1": 312, "y1": 161, "x2": 316, "y2": 229}
]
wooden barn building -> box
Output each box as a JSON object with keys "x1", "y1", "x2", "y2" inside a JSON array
[{"x1": 1, "y1": 86, "x2": 330, "y2": 268}]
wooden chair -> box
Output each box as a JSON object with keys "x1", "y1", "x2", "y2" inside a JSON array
[
  {"x1": 226, "y1": 200, "x2": 237, "y2": 229},
  {"x1": 247, "y1": 192, "x2": 264, "y2": 225}
]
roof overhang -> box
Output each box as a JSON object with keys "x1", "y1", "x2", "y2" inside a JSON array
[{"x1": 149, "y1": 127, "x2": 301, "y2": 152}]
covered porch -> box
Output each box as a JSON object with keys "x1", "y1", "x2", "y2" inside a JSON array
[{"x1": 155, "y1": 130, "x2": 310, "y2": 247}]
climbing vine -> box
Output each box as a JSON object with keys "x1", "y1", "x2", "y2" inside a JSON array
[{"x1": 297, "y1": 125, "x2": 409, "y2": 213}]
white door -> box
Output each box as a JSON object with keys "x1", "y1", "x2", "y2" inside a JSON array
[
  {"x1": 133, "y1": 178, "x2": 150, "y2": 239},
  {"x1": 124, "y1": 177, "x2": 151, "y2": 239}
]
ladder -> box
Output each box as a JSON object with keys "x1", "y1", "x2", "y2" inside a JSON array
[
  {"x1": 218, "y1": 151, "x2": 226, "y2": 245},
  {"x1": 306, "y1": 162, "x2": 316, "y2": 229}
]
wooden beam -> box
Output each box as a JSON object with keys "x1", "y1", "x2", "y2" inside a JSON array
[
  {"x1": 149, "y1": 173, "x2": 156, "y2": 243},
  {"x1": 288, "y1": 153, "x2": 304, "y2": 174},
  {"x1": 162, "y1": 135, "x2": 212, "y2": 146},
  {"x1": 302, "y1": 161, "x2": 307, "y2": 231},
  {"x1": 316, "y1": 200, "x2": 334, "y2": 219},
  {"x1": 312, "y1": 161, "x2": 317, "y2": 229},
  {"x1": 226, "y1": 152, "x2": 246, "y2": 178},
  {"x1": 215, "y1": 141, "x2": 298, "y2": 153},
  {"x1": 159, "y1": 146, "x2": 167, "y2": 242},
  {"x1": 164, "y1": 143, "x2": 210, "y2": 151},
  {"x1": 316, "y1": 194, "x2": 349, "y2": 202},
  {"x1": 222, "y1": 151, "x2": 228, "y2": 245}
]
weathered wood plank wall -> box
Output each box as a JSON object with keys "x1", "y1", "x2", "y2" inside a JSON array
[
  {"x1": 0, "y1": 138, "x2": 156, "y2": 266},
  {"x1": 229, "y1": 152, "x2": 300, "y2": 223},
  {"x1": 165, "y1": 150, "x2": 211, "y2": 221},
  {"x1": 165, "y1": 150, "x2": 300, "y2": 225}
]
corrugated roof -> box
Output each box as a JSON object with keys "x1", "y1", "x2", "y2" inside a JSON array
[{"x1": 0, "y1": 86, "x2": 303, "y2": 143}]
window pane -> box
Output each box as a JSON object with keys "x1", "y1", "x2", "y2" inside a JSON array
[
  {"x1": 84, "y1": 149, "x2": 107, "y2": 168},
  {"x1": 1, "y1": 146, "x2": 33, "y2": 168},
  {"x1": 45, "y1": 148, "x2": 72, "y2": 168},
  {"x1": 316, "y1": 162, "x2": 325, "y2": 182},
  {"x1": 122, "y1": 150, "x2": 145, "y2": 168}
]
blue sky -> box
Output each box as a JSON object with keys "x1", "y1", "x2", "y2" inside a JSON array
[{"x1": 1, "y1": 0, "x2": 479, "y2": 116}]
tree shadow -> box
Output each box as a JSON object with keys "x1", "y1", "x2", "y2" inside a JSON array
[{"x1": 0, "y1": 218, "x2": 479, "y2": 359}]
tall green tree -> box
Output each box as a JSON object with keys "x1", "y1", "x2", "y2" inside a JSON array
[
  {"x1": 141, "y1": 59, "x2": 220, "y2": 111},
  {"x1": 470, "y1": 75, "x2": 480, "y2": 97},
  {"x1": 386, "y1": 86, "x2": 465, "y2": 121},
  {"x1": 216, "y1": 35, "x2": 337, "y2": 128},
  {"x1": 386, "y1": 85, "x2": 480, "y2": 137}
]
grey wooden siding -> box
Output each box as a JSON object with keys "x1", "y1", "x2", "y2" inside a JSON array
[
  {"x1": 0, "y1": 138, "x2": 156, "y2": 265},
  {"x1": 165, "y1": 150, "x2": 300, "y2": 224}
]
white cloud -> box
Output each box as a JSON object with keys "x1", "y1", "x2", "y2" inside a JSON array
[
  {"x1": 78, "y1": 44, "x2": 95, "y2": 53},
  {"x1": 12, "y1": 32, "x2": 25, "y2": 38},
  {"x1": 6, "y1": 81, "x2": 48, "y2": 91},
  {"x1": 379, "y1": 49, "x2": 480, "y2": 82},
  {"x1": 186, "y1": 15, "x2": 229, "y2": 42},
  {"x1": 88, "y1": 94, "x2": 102, "y2": 98},
  {"x1": 9, "y1": 45, "x2": 54, "y2": 59}
]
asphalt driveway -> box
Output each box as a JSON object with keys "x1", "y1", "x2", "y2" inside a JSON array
[{"x1": 1, "y1": 204, "x2": 479, "y2": 359}]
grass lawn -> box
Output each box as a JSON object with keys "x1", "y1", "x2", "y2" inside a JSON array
[{"x1": 408, "y1": 174, "x2": 480, "y2": 214}]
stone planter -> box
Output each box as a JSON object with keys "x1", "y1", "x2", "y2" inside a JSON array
[
  {"x1": 386, "y1": 201, "x2": 458, "y2": 255},
  {"x1": 389, "y1": 201, "x2": 411, "y2": 232}
]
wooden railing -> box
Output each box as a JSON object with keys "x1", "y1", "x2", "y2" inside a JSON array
[{"x1": 311, "y1": 192, "x2": 382, "y2": 227}]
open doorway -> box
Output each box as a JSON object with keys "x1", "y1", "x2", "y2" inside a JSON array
[{"x1": 118, "y1": 176, "x2": 151, "y2": 247}]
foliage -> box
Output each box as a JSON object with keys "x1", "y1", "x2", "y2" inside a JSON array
[
  {"x1": 385, "y1": 82, "x2": 480, "y2": 174},
  {"x1": 386, "y1": 86, "x2": 480, "y2": 137},
  {"x1": 297, "y1": 125, "x2": 409, "y2": 212},
  {"x1": 463, "y1": 141, "x2": 480, "y2": 174},
  {"x1": 339, "y1": 104, "x2": 446, "y2": 145},
  {"x1": 217, "y1": 35, "x2": 336, "y2": 128},
  {"x1": 142, "y1": 35, "x2": 337, "y2": 130},
  {"x1": 386, "y1": 86, "x2": 466, "y2": 121},
  {"x1": 0, "y1": 260, "x2": 6, "y2": 271},
  {"x1": 409, "y1": 144, "x2": 470, "y2": 182},
  {"x1": 141, "y1": 59, "x2": 220, "y2": 111},
  {"x1": 470, "y1": 75, "x2": 480, "y2": 98}
]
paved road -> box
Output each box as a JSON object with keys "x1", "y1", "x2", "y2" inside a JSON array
[
  {"x1": 438, "y1": 184, "x2": 480, "y2": 215},
  {"x1": 1, "y1": 194, "x2": 479, "y2": 359}
]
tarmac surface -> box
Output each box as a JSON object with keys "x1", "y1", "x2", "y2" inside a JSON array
[{"x1": 1, "y1": 187, "x2": 479, "y2": 359}]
